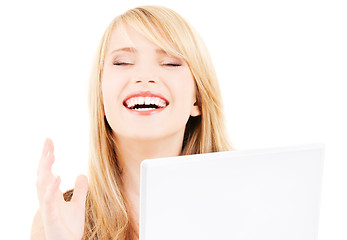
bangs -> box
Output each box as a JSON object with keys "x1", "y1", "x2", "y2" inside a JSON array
[{"x1": 114, "y1": 6, "x2": 192, "y2": 61}]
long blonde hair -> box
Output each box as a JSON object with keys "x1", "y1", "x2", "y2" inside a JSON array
[{"x1": 83, "y1": 5, "x2": 232, "y2": 239}]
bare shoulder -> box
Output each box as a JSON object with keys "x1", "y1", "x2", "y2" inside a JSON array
[{"x1": 30, "y1": 209, "x2": 45, "y2": 240}]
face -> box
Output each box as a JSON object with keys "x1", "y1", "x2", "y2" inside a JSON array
[{"x1": 101, "y1": 25, "x2": 200, "y2": 141}]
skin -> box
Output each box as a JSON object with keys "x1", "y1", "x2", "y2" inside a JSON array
[
  {"x1": 31, "y1": 139, "x2": 88, "y2": 240},
  {"x1": 31, "y1": 25, "x2": 200, "y2": 240}
]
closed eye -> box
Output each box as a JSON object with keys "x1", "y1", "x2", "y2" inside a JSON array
[
  {"x1": 113, "y1": 62, "x2": 133, "y2": 66},
  {"x1": 163, "y1": 63, "x2": 182, "y2": 67},
  {"x1": 113, "y1": 62, "x2": 181, "y2": 67}
]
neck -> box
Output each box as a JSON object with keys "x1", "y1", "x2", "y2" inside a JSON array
[
  {"x1": 115, "y1": 134, "x2": 184, "y2": 194},
  {"x1": 114, "y1": 132, "x2": 184, "y2": 238}
]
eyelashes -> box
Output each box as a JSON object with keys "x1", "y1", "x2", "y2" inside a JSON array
[
  {"x1": 164, "y1": 63, "x2": 182, "y2": 67},
  {"x1": 112, "y1": 62, "x2": 182, "y2": 67},
  {"x1": 113, "y1": 62, "x2": 133, "y2": 66}
]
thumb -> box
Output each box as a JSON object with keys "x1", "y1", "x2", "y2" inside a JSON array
[{"x1": 71, "y1": 175, "x2": 88, "y2": 206}]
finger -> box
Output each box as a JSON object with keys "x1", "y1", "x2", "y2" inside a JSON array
[
  {"x1": 71, "y1": 175, "x2": 89, "y2": 207},
  {"x1": 36, "y1": 151, "x2": 56, "y2": 203},
  {"x1": 37, "y1": 138, "x2": 54, "y2": 176},
  {"x1": 41, "y1": 175, "x2": 61, "y2": 224},
  {"x1": 42, "y1": 138, "x2": 54, "y2": 154}
]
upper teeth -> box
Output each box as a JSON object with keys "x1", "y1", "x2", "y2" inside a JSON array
[{"x1": 125, "y1": 97, "x2": 167, "y2": 109}]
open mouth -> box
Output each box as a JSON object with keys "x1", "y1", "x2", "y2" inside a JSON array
[{"x1": 123, "y1": 96, "x2": 169, "y2": 111}]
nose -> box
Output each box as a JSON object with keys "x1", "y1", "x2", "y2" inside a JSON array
[
  {"x1": 133, "y1": 61, "x2": 159, "y2": 84},
  {"x1": 135, "y1": 79, "x2": 156, "y2": 84}
]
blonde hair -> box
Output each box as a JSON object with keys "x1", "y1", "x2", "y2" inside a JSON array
[{"x1": 83, "y1": 5, "x2": 232, "y2": 239}]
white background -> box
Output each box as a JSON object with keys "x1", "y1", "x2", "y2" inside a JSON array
[{"x1": 0, "y1": 0, "x2": 346, "y2": 239}]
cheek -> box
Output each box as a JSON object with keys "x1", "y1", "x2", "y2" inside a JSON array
[
  {"x1": 101, "y1": 69, "x2": 125, "y2": 101},
  {"x1": 101, "y1": 79, "x2": 122, "y2": 132},
  {"x1": 101, "y1": 77, "x2": 121, "y2": 117},
  {"x1": 171, "y1": 72, "x2": 196, "y2": 100},
  {"x1": 169, "y1": 74, "x2": 196, "y2": 112},
  {"x1": 101, "y1": 80, "x2": 112, "y2": 107}
]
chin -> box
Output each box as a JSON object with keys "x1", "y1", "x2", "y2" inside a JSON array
[
  {"x1": 116, "y1": 126, "x2": 185, "y2": 143},
  {"x1": 129, "y1": 130, "x2": 170, "y2": 141}
]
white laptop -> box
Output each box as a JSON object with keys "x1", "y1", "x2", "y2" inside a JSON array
[{"x1": 139, "y1": 144, "x2": 324, "y2": 240}]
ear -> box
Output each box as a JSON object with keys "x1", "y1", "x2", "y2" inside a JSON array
[{"x1": 190, "y1": 100, "x2": 201, "y2": 117}]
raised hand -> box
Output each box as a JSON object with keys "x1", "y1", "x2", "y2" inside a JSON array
[{"x1": 35, "y1": 139, "x2": 88, "y2": 240}]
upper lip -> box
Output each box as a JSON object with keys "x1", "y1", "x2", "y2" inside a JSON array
[{"x1": 123, "y1": 91, "x2": 170, "y2": 106}]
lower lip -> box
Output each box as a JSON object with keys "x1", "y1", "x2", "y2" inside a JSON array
[{"x1": 125, "y1": 106, "x2": 167, "y2": 116}]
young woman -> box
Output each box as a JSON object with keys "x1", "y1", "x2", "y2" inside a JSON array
[{"x1": 31, "y1": 5, "x2": 231, "y2": 240}]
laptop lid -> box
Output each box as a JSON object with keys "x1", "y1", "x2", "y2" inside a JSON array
[{"x1": 139, "y1": 144, "x2": 324, "y2": 240}]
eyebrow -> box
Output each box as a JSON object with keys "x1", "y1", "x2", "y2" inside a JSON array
[
  {"x1": 111, "y1": 47, "x2": 172, "y2": 55},
  {"x1": 111, "y1": 47, "x2": 137, "y2": 54}
]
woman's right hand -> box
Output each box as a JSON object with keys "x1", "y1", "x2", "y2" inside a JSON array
[{"x1": 35, "y1": 138, "x2": 88, "y2": 240}]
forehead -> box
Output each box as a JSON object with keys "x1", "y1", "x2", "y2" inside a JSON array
[
  {"x1": 106, "y1": 24, "x2": 177, "y2": 57},
  {"x1": 107, "y1": 26, "x2": 156, "y2": 53}
]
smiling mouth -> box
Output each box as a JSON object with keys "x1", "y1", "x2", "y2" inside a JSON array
[{"x1": 123, "y1": 96, "x2": 169, "y2": 111}]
